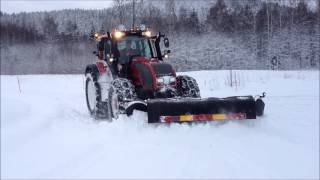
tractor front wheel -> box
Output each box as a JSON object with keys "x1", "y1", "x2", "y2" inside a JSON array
[
  {"x1": 176, "y1": 75, "x2": 200, "y2": 98},
  {"x1": 108, "y1": 78, "x2": 137, "y2": 119}
]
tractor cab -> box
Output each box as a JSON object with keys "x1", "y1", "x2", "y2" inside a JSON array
[
  {"x1": 91, "y1": 25, "x2": 176, "y2": 98},
  {"x1": 92, "y1": 26, "x2": 171, "y2": 77}
]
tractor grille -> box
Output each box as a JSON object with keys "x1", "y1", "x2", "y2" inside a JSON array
[{"x1": 151, "y1": 63, "x2": 174, "y2": 77}]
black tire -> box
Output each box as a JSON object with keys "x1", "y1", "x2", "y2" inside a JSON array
[
  {"x1": 176, "y1": 75, "x2": 200, "y2": 98},
  {"x1": 85, "y1": 67, "x2": 110, "y2": 119},
  {"x1": 108, "y1": 78, "x2": 137, "y2": 119}
]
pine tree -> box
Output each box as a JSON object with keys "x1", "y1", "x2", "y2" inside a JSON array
[
  {"x1": 187, "y1": 9, "x2": 200, "y2": 34},
  {"x1": 165, "y1": 0, "x2": 177, "y2": 33},
  {"x1": 42, "y1": 13, "x2": 58, "y2": 40},
  {"x1": 207, "y1": 0, "x2": 234, "y2": 32},
  {"x1": 177, "y1": 7, "x2": 188, "y2": 32}
]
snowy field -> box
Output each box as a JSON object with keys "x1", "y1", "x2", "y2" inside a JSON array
[{"x1": 1, "y1": 70, "x2": 319, "y2": 179}]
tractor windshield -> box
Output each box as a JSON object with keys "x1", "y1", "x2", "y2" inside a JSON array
[{"x1": 117, "y1": 36, "x2": 152, "y2": 64}]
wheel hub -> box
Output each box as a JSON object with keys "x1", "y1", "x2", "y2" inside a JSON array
[{"x1": 87, "y1": 79, "x2": 96, "y2": 111}]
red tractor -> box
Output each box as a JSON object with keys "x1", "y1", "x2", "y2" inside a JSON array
[{"x1": 85, "y1": 26, "x2": 265, "y2": 123}]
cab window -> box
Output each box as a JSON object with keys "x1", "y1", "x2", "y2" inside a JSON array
[{"x1": 117, "y1": 36, "x2": 152, "y2": 62}]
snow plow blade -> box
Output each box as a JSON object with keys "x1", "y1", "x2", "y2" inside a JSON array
[{"x1": 147, "y1": 96, "x2": 265, "y2": 123}]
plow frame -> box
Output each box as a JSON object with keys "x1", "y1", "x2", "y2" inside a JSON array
[{"x1": 125, "y1": 93, "x2": 266, "y2": 123}]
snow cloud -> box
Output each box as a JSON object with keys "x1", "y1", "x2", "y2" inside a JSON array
[{"x1": 1, "y1": 0, "x2": 112, "y2": 14}]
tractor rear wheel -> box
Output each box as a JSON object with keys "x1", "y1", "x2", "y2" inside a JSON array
[
  {"x1": 85, "y1": 68, "x2": 110, "y2": 119},
  {"x1": 176, "y1": 75, "x2": 200, "y2": 98}
]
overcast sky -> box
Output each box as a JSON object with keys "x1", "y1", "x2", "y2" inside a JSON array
[
  {"x1": 1, "y1": 0, "x2": 113, "y2": 14},
  {"x1": 1, "y1": 0, "x2": 318, "y2": 14}
]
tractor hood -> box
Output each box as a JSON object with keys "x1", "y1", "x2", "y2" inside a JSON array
[
  {"x1": 150, "y1": 62, "x2": 176, "y2": 77},
  {"x1": 130, "y1": 56, "x2": 176, "y2": 91}
]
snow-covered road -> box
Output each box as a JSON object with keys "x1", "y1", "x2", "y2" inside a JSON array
[{"x1": 1, "y1": 70, "x2": 319, "y2": 179}]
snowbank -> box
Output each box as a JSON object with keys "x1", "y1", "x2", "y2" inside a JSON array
[{"x1": 1, "y1": 70, "x2": 319, "y2": 179}]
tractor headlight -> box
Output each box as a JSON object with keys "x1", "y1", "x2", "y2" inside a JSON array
[
  {"x1": 157, "y1": 77, "x2": 175, "y2": 85},
  {"x1": 169, "y1": 77, "x2": 175, "y2": 83},
  {"x1": 157, "y1": 78, "x2": 164, "y2": 84},
  {"x1": 142, "y1": 30, "x2": 152, "y2": 37},
  {"x1": 94, "y1": 32, "x2": 99, "y2": 38},
  {"x1": 114, "y1": 31, "x2": 124, "y2": 39}
]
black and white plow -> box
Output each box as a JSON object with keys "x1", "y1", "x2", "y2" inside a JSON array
[{"x1": 125, "y1": 93, "x2": 266, "y2": 123}]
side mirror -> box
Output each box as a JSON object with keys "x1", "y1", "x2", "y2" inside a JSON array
[{"x1": 164, "y1": 37, "x2": 169, "y2": 48}]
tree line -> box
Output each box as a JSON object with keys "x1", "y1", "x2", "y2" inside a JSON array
[
  {"x1": 1, "y1": 0, "x2": 318, "y2": 43},
  {"x1": 0, "y1": 0, "x2": 319, "y2": 74}
]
